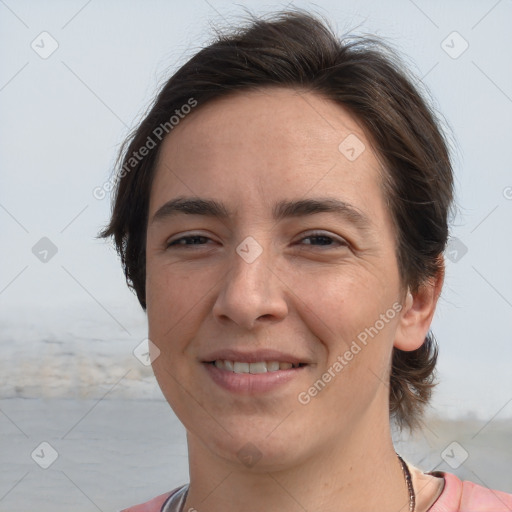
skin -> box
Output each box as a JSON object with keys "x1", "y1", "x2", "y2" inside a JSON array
[{"x1": 145, "y1": 87, "x2": 445, "y2": 512}]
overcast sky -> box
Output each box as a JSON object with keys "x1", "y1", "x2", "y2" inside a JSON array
[{"x1": 1, "y1": 0, "x2": 511, "y2": 420}]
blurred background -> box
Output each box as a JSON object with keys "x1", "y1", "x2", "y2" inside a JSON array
[{"x1": 1, "y1": 0, "x2": 511, "y2": 510}]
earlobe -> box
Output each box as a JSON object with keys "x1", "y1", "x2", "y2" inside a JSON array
[{"x1": 394, "y1": 263, "x2": 444, "y2": 352}]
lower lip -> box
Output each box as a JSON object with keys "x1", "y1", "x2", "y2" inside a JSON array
[{"x1": 203, "y1": 363, "x2": 307, "y2": 394}]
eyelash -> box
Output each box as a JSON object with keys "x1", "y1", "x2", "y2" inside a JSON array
[{"x1": 166, "y1": 231, "x2": 347, "y2": 249}]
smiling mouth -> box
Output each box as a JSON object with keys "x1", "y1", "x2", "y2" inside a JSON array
[{"x1": 206, "y1": 360, "x2": 307, "y2": 374}]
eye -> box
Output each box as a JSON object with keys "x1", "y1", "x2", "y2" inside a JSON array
[
  {"x1": 167, "y1": 234, "x2": 212, "y2": 248},
  {"x1": 298, "y1": 231, "x2": 348, "y2": 248},
  {"x1": 166, "y1": 231, "x2": 348, "y2": 249}
]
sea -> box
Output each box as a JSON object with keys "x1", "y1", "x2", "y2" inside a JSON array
[{"x1": 1, "y1": 304, "x2": 511, "y2": 511}]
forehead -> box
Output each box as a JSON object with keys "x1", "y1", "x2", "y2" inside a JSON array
[
  {"x1": 158, "y1": 87, "x2": 370, "y2": 158},
  {"x1": 150, "y1": 87, "x2": 384, "y2": 216}
]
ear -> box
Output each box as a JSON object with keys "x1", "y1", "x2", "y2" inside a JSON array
[{"x1": 394, "y1": 259, "x2": 445, "y2": 351}]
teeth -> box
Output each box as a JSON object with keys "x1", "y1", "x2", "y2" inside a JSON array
[
  {"x1": 267, "y1": 361, "x2": 280, "y2": 372},
  {"x1": 249, "y1": 362, "x2": 267, "y2": 374},
  {"x1": 233, "y1": 362, "x2": 250, "y2": 373},
  {"x1": 212, "y1": 360, "x2": 302, "y2": 373}
]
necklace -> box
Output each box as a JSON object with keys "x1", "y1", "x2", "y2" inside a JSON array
[{"x1": 396, "y1": 452, "x2": 416, "y2": 512}]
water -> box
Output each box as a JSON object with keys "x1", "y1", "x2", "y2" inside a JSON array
[
  {"x1": 1, "y1": 305, "x2": 511, "y2": 510},
  {"x1": 0, "y1": 397, "x2": 511, "y2": 512},
  {"x1": 0, "y1": 398, "x2": 188, "y2": 512}
]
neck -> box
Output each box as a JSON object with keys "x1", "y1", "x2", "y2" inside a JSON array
[{"x1": 183, "y1": 406, "x2": 411, "y2": 512}]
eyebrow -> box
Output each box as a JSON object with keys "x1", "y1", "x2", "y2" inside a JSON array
[{"x1": 151, "y1": 196, "x2": 371, "y2": 231}]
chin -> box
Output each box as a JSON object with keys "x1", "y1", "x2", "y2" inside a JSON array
[{"x1": 202, "y1": 424, "x2": 310, "y2": 473}]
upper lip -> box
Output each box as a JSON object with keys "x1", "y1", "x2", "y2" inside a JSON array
[{"x1": 201, "y1": 349, "x2": 309, "y2": 365}]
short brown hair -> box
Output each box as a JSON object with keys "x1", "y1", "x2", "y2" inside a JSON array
[{"x1": 100, "y1": 9, "x2": 454, "y2": 433}]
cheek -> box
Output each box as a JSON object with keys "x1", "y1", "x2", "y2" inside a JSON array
[
  {"x1": 290, "y1": 267, "x2": 398, "y2": 390},
  {"x1": 289, "y1": 266, "x2": 389, "y2": 345},
  {"x1": 146, "y1": 261, "x2": 210, "y2": 425},
  {"x1": 146, "y1": 259, "x2": 210, "y2": 349}
]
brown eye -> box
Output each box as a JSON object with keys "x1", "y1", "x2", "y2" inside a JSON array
[
  {"x1": 299, "y1": 231, "x2": 347, "y2": 248},
  {"x1": 167, "y1": 235, "x2": 211, "y2": 248}
]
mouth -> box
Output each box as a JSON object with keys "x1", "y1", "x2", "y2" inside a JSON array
[
  {"x1": 202, "y1": 359, "x2": 309, "y2": 394},
  {"x1": 206, "y1": 360, "x2": 308, "y2": 373}
]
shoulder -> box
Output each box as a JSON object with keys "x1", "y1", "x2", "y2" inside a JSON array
[
  {"x1": 428, "y1": 471, "x2": 512, "y2": 512},
  {"x1": 119, "y1": 485, "x2": 185, "y2": 512}
]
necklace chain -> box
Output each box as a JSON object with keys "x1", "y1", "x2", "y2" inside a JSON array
[{"x1": 396, "y1": 452, "x2": 416, "y2": 512}]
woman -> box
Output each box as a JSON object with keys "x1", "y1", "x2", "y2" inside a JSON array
[{"x1": 101, "y1": 9, "x2": 512, "y2": 512}]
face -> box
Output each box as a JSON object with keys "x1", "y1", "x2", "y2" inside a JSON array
[{"x1": 145, "y1": 87, "x2": 407, "y2": 470}]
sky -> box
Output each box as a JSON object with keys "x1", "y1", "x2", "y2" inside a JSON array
[{"x1": 0, "y1": 0, "x2": 511, "y2": 420}]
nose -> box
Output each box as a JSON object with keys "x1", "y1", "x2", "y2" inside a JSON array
[{"x1": 212, "y1": 244, "x2": 289, "y2": 330}]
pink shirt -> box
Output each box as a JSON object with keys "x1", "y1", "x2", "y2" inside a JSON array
[{"x1": 121, "y1": 472, "x2": 512, "y2": 511}]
